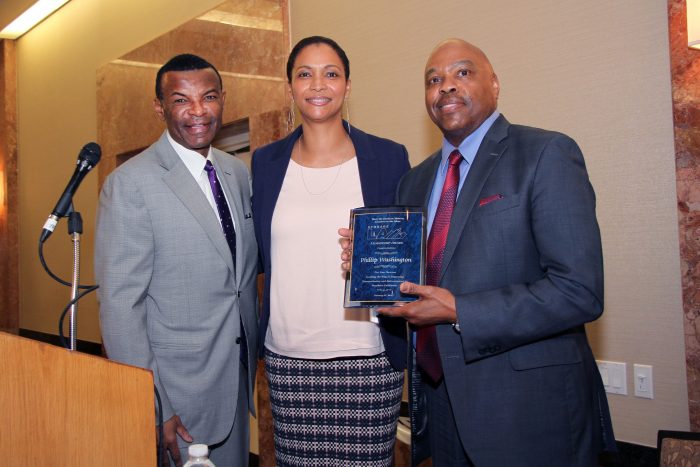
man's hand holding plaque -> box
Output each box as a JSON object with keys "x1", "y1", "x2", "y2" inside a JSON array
[{"x1": 340, "y1": 221, "x2": 458, "y2": 327}]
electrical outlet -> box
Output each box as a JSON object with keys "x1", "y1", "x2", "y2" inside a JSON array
[{"x1": 633, "y1": 364, "x2": 653, "y2": 399}]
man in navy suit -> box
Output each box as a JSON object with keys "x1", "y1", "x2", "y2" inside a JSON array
[{"x1": 365, "y1": 39, "x2": 615, "y2": 466}]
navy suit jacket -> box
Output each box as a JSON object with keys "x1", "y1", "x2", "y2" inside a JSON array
[
  {"x1": 252, "y1": 124, "x2": 410, "y2": 370},
  {"x1": 399, "y1": 115, "x2": 615, "y2": 466}
]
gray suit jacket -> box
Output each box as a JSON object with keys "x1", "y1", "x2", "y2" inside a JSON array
[
  {"x1": 95, "y1": 131, "x2": 258, "y2": 446},
  {"x1": 400, "y1": 115, "x2": 614, "y2": 466}
]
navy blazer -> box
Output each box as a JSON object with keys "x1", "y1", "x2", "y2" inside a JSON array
[
  {"x1": 252, "y1": 123, "x2": 410, "y2": 370},
  {"x1": 399, "y1": 115, "x2": 615, "y2": 466}
]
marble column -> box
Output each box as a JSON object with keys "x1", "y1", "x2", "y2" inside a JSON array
[
  {"x1": 668, "y1": 0, "x2": 700, "y2": 431},
  {"x1": 0, "y1": 39, "x2": 19, "y2": 333}
]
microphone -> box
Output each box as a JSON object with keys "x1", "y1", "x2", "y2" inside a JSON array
[{"x1": 40, "y1": 142, "x2": 101, "y2": 242}]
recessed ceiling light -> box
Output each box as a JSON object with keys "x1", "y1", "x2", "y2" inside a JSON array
[{"x1": 0, "y1": 0, "x2": 70, "y2": 40}]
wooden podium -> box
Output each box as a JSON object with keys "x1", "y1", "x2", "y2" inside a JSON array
[{"x1": 0, "y1": 332, "x2": 156, "y2": 466}]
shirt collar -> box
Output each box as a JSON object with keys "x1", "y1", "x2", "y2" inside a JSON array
[
  {"x1": 440, "y1": 110, "x2": 500, "y2": 167},
  {"x1": 166, "y1": 131, "x2": 213, "y2": 178}
]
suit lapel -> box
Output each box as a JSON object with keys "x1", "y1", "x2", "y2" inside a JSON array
[
  {"x1": 155, "y1": 133, "x2": 235, "y2": 274},
  {"x1": 418, "y1": 152, "x2": 442, "y2": 207},
  {"x1": 350, "y1": 125, "x2": 380, "y2": 206},
  {"x1": 259, "y1": 128, "x2": 298, "y2": 252},
  {"x1": 440, "y1": 117, "x2": 510, "y2": 282}
]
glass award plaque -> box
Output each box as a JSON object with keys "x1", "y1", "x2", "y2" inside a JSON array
[{"x1": 344, "y1": 206, "x2": 426, "y2": 308}]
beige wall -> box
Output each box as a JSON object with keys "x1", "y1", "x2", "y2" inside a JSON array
[
  {"x1": 16, "y1": 0, "x2": 224, "y2": 342},
  {"x1": 290, "y1": 0, "x2": 688, "y2": 448}
]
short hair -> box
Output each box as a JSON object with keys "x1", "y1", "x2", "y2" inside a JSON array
[
  {"x1": 155, "y1": 53, "x2": 223, "y2": 100},
  {"x1": 286, "y1": 36, "x2": 350, "y2": 83}
]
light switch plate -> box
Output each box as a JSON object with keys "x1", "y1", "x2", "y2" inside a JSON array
[{"x1": 597, "y1": 360, "x2": 627, "y2": 395}]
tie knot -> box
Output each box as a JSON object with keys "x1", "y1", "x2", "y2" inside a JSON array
[
  {"x1": 204, "y1": 160, "x2": 214, "y2": 172},
  {"x1": 448, "y1": 150, "x2": 463, "y2": 166}
]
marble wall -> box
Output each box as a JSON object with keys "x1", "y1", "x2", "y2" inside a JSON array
[
  {"x1": 96, "y1": 0, "x2": 289, "y2": 186},
  {"x1": 0, "y1": 39, "x2": 18, "y2": 333},
  {"x1": 669, "y1": 0, "x2": 700, "y2": 431}
]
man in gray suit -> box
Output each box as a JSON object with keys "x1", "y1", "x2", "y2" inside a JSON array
[
  {"x1": 343, "y1": 39, "x2": 615, "y2": 466},
  {"x1": 95, "y1": 54, "x2": 258, "y2": 466}
]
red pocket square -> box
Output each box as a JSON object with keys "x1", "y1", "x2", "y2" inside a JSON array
[{"x1": 479, "y1": 194, "x2": 504, "y2": 207}]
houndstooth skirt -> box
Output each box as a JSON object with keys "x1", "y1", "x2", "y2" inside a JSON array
[{"x1": 264, "y1": 349, "x2": 404, "y2": 467}]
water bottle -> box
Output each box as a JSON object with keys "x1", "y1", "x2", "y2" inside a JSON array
[{"x1": 183, "y1": 444, "x2": 215, "y2": 467}]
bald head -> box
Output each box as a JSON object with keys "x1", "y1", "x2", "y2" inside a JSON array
[
  {"x1": 427, "y1": 39, "x2": 494, "y2": 74},
  {"x1": 424, "y1": 39, "x2": 499, "y2": 146}
]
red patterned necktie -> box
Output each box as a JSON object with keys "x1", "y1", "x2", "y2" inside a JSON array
[{"x1": 417, "y1": 149, "x2": 462, "y2": 382}]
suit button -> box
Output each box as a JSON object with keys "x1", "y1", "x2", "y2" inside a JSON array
[
  {"x1": 478, "y1": 348, "x2": 487, "y2": 355},
  {"x1": 235, "y1": 337, "x2": 242, "y2": 344}
]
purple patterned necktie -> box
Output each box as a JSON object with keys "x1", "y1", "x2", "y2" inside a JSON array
[
  {"x1": 204, "y1": 160, "x2": 236, "y2": 264},
  {"x1": 204, "y1": 160, "x2": 247, "y2": 366},
  {"x1": 417, "y1": 149, "x2": 462, "y2": 383}
]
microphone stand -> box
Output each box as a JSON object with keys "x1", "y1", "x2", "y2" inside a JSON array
[{"x1": 67, "y1": 210, "x2": 83, "y2": 351}]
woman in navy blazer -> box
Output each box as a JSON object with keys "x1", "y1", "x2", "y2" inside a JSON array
[{"x1": 252, "y1": 36, "x2": 410, "y2": 466}]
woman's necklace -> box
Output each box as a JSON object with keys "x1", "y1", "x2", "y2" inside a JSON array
[{"x1": 295, "y1": 136, "x2": 351, "y2": 196}]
